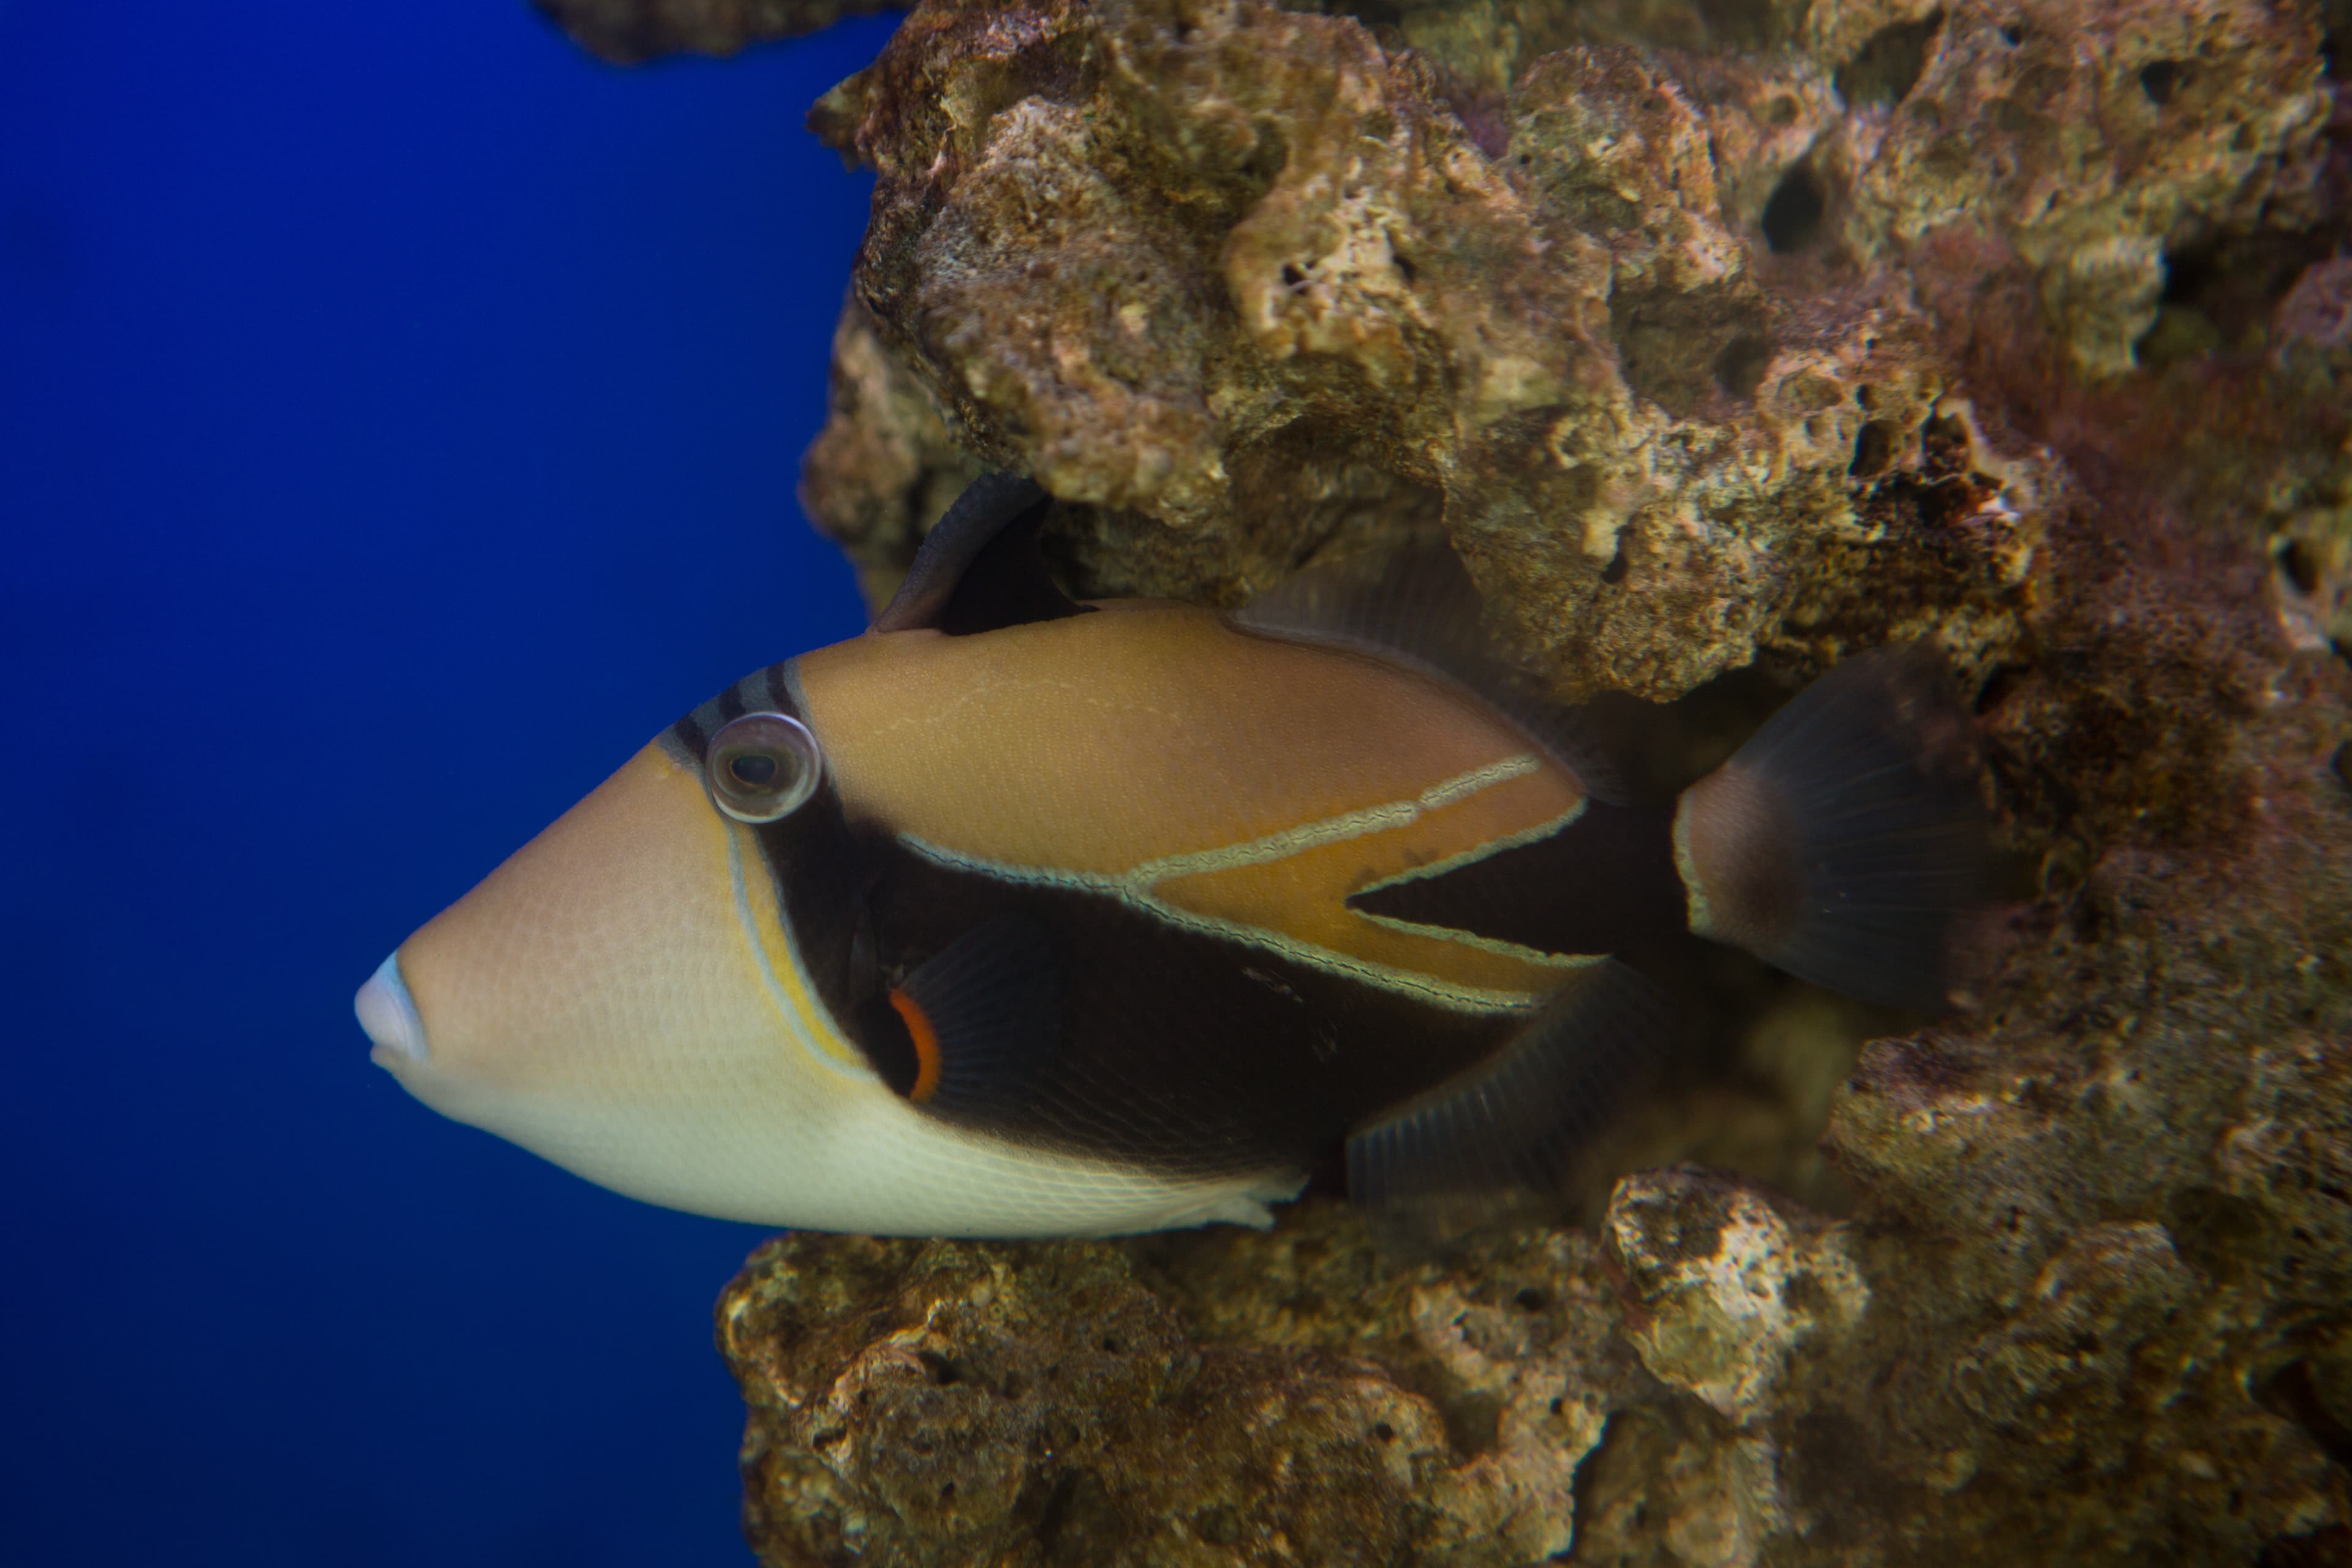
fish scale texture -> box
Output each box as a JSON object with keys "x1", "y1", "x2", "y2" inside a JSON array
[{"x1": 534, "y1": 0, "x2": 2352, "y2": 1561}]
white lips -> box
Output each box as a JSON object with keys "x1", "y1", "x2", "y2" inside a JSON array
[{"x1": 355, "y1": 952, "x2": 429, "y2": 1066}]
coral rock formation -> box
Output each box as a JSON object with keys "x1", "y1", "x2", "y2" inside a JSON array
[
  {"x1": 803, "y1": 0, "x2": 2060, "y2": 699},
  {"x1": 535, "y1": 0, "x2": 2352, "y2": 1560}
]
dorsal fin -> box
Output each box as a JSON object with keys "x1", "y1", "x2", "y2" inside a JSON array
[
  {"x1": 1231, "y1": 532, "x2": 1627, "y2": 804},
  {"x1": 873, "y1": 473, "x2": 1091, "y2": 636}
]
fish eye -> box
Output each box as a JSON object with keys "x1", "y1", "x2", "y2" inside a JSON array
[{"x1": 705, "y1": 712, "x2": 823, "y2": 823}]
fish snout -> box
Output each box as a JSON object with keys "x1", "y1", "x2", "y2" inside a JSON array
[{"x1": 356, "y1": 952, "x2": 430, "y2": 1068}]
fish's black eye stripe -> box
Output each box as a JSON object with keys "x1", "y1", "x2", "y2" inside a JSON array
[
  {"x1": 745, "y1": 776, "x2": 876, "y2": 1038},
  {"x1": 715, "y1": 684, "x2": 748, "y2": 725},
  {"x1": 763, "y1": 662, "x2": 799, "y2": 717},
  {"x1": 669, "y1": 712, "x2": 707, "y2": 759}
]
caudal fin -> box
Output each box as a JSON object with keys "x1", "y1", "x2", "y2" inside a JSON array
[{"x1": 1673, "y1": 645, "x2": 1993, "y2": 1011}]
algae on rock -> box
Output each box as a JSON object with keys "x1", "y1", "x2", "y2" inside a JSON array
[{"x1": 532, "y1": 0, "x2": 2352, "y2": 1561}]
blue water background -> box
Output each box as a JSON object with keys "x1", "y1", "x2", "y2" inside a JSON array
[{"x1": 1, "y1": 3, "x2": 892, "y2": 1561}]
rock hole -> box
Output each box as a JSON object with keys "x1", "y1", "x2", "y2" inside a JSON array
[
  {"x1": 2265, "y1": 1525, "x2": 2352, "y2": 1567},
  {"x1": 1372, "y1": 1421, "x2": 1396, "y2": 1442},
  {"x1": 1714, "y1": 333, "x2": 1773, "y2": 398},
  {"x1": 1548, "y1": 1396, "x2": 1565, "y2": 1416},
  {"x1": 1193, "y1": 1504, "x2": 1242, "y2": 1546},
  {"x1": 1033, "y1": 1471, "x2": 1079, "y2": 1552},
  {"x1": 1280, "y1": 263, "x2": 1305, "y2": 289},
  {"x1": 1834, "y1": 10, "x2": 1945, "y2": 107},
  {"x1": 1513, "y1": 1286, "x2": 1550, "y2": 1311},
  {"x1": 1849, "y1": 419, "x2": 1896, "y2": 478},
  {"x1": 1000, "y1": 1372, "x2": 1028, "y2": 1400},
  {"x1": 1760, "y1": 165, "x2": 1825, "y2": 253},
  {"x1": 2139, "y1": 59, "x2": 2183, "y2": 107},
  {"x1": 2332, "y1": 742, "x2": 2352, "y2": 791},
  {"x1": 1855, "y1": 382, "x2": 1877, "y2": 410},
  {"x1": 1099, "y1": 1335, "x2": 1121, "y2": 1354},
  {"x1": 1394, "y1": 252, "x2": 1419, "y2": 285},
  {"x1": 811, "y1": 1427, "x2": 845, "y2": 1448},
  {"x1": 1600, "y1": 535, "x2": 1630, "y2": 585},
  {"x1": 940, "y1": 1482, "x2": 958, "y2": 1500},
  {"x1": 1999, "y1": 24, "x2": 2024, "y2": 46},
  {"x1": 916, "y1": 1349, "x2": 963, "y2": 1386},
  {"x1": 2256, "y1": 1360, "x2": 2352, "y2": 1471},
  {"x1": 1768, "y1": 96, "x2": 1798, "y2": 126},
  {"x1": 1440, "y1": 1390, "x2": 1505, "y2": 1456},
  {"x1": 2280, "y1": 539, "x2": 2323, "y2": 595}
]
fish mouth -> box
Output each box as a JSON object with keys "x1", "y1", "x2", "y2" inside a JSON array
[{"x1": 355, "y1": 952, "x2": 430, "y2": 1067}]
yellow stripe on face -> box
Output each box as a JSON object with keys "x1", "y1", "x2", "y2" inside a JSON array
[{"x1": 726, "y1": 817, "x2": 873, "y2": 1079}]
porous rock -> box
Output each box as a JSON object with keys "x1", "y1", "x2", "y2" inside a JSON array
[
  {"x1": 535, "y1": 0, "x2": 2352, "y2": 1560},
  {"x1": 802, "y1": 0, "x2": 2062, "y2": 699}
]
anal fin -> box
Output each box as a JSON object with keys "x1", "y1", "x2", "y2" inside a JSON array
[{"x1": 1345, "y1": 959, "x2": 1668, "y2": 1236}]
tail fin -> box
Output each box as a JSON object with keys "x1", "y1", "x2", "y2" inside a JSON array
[{"x1": 1673, "y1": 645, "x2": 1993, "y2": 1011}]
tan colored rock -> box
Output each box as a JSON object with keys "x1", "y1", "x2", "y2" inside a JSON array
[
  {"x1": 718, "y1": 1212, "x2": 1651, "y2": 1567},
  {"x1": 1607, "y1": 1167, "x2": 1868, "y2": 1425},
  {"x1": 808, "y1": 0, "x2": 2053, "y2": 698},
  {"x1": 1838, "y1": 0, "x2": 2334, "y2": 377},
  {"x1": 800, "y1": 301, "x2": 988, "y2": 608}
]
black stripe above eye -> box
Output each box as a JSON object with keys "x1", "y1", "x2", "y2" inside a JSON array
[
  {"x1": 762, "y1": 663, "x2": 799, "y2": 717},
  {"x1": 715, "y1": 684, "x2": 748, "y2": 724}
]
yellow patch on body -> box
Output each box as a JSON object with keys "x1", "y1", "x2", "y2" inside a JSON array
[{"x1": 796, "y1": 606, "x2": 1591, "y2": 1000}]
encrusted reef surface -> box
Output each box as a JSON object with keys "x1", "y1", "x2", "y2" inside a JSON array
[{"x1": 541, "y1": 0, "x2": 2352, "y2": 1561}]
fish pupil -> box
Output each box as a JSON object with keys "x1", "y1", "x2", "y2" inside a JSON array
[{"x1": 729, "y1": 753, "x2": 779, "y2": 788}]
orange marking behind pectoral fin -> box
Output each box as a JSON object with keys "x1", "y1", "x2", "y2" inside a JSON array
[{"x1": 890, "y1": 990, "x2": 943, "y2": 1103}]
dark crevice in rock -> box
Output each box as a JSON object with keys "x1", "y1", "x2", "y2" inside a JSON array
[
  {"x1": 2138, "y1": 58, "x2": 2185, "y2": 108},
  {"x1": 2284, "y1": 538, "x2": 2325, "y2": 597},
  {"x1": 1714, "y1": 331, "x2": 1774, "y2": 398},
  {"x1": 2150, "y1": 221, "x2": 2352, "y2": 363},
  {"x1": 1835, "y1": 10, "x2": 1945, "y2": 107},
  {"x1": 1850, "y1": 418, "x2": 1895, "y2": 478},
  {"x1": 2258, "y1": 1359, "x2": 2352, "y2": 1472},
  {"x1": 1761, "y1": 162, "x2": 1826, "y2": 252},
  {"x1": 2261, "y1": 1524, "x2": 2352, "y2": 1568}
]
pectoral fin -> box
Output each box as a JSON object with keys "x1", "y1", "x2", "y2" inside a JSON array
[{"x1": 867, "y1": 915, "x2": 1065, "y2": 1118}]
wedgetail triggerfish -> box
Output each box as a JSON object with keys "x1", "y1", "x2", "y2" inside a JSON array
[{"x1": 359, "y1": 475, "x2": 1990, "y2": 1238}]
